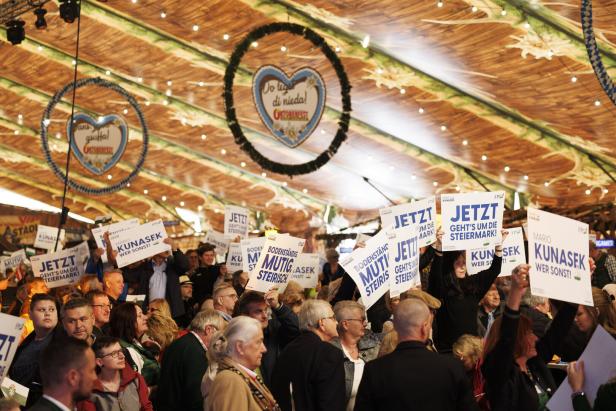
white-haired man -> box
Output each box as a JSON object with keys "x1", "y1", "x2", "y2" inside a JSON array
[
  {"x1": 354, "y1": 298, "x2": 478, "y2": 411},
  {"x1": 271, "y1": 299, "x2": 345, "y2": 411}
]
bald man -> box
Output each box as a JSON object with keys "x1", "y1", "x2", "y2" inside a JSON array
[
  {"x1": 354, "y1": 299, "x2": 478, "y2": 411},
  {"x1": 103, "y1": 270, "x2": 124, "y2": 306}
]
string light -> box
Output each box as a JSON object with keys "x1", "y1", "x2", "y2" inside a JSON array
[
  {"x1": 123, "y1": 108, "x2": 128, "y2": 115},
  {"x1": 251, "y1": 41, "x2": 258, "y2": 48},
  {"x1": 585, "y1": 189, "x2": 591, "y2": 195},
  {"x1": 376, "y1": 68, "x2": 384, "y2": 74},
  {"x1": 462, "y1": 140, "x2": 468, "y2": 146},
  {"x1": 37, "y1": 45, "x2": 43, "y2": 51},
  {"x1": 165, "y1": 89, "x2": 172, "y2": 96},
  {"x1": 500, "y1": 8, "x2": 507, "y2": 16},
  {"x1": 201, "y1": 134, "x2": 207, "y2": 140},
  {"x1": 192, "y1": 24, "x2": 199, "y2": 32},
  {"x1": 335, "y1": 46, "x2": 341, "y2": 52},
  {"x1": 223, "y1": 33, "x2": 230, "y2": 40},
  {"x1": 400, "y1": 88, "x2": 406, "y2": 94},
  {"x1": 523, "y1": 175, "x2": 529, "y2": 181},
  {"x1": 240, "y1": 161, "x2": 246, "y2": 167},
  {"x1": 163, "y1": 100, "x2": 169, "y2": 105},
  {"x1": 603, "y1": 188, "x2": 609, "y2": 194},
  {"x1": 166, "y1": 80, "x2": 172, "y2": 86},
  {"x1": 198, "y1": 81, "x2": 205, "y2": 86},
  {"x1": 105, "y1": 70, "x2": 111, "y2": 75},
  {"x1": 361, "y1": 35, "x2": 370, "y2": 48},
  {"x1": 143, "y1": 189, "x2": 149, "y2": 194},
  {"x1": 220, "y1": 148, "x2": 227, "y2": 155},
  {"x1": 13, "y1": 130, "x2": 18, "y2": 135},
  {"x1": 137, "y1": 77, "x2": 143, "y2": 83},
  {"x1": 280, "y1": 45, "x2": 287, "y2": 52},
  {"x1": 437, "y1": 1, "x2": 443, "y2": 7},
  {"x1": 126, "y1": 183, "x2": 131, "y2": 188},
  {"x1": 261, "y1": 172, "x2": 267, "y2": 178},
  {"x1": 418, "y1": 107, "x2": 424, "y2": 114},
  {"x1": 160, "y1": 11, "x2": 166, "y2": 18},
  {"x1": 544, "y1": 181, "x2": 550, "y2": 187},
  {"x1": 504, "y1": 166, "x2": 510, "y2": 172},
  {"x1": 302, "y1": 188, "x2": 308, "y2": 194},
  {"x1": 282, "y1": 182, "x2": 288, "y2": 187},
  {"x1": 197, "y1": 205, "x2": 203, "y2": 211},
  {"x1": 571, "y1": 76, "x2": 577, "y2": 83},
  {"x1": 471, "y1": 5, "x2": 477, "y2": 12},
  {"x1": 594, "y1": 99, "x2": 601, "y2": 106},
  {"x1": 162, "y1": 195, "x2": 167, "y2": 201},
  {"x1": 180, "y1": 201, "x2": 185, "y2": 207},
  {"x1": 131, "y1": 0, "x2": 137, "y2": 3},
  {"x1": 440, "y1": 125, "x2": 447, "y2": 131},
  {"x1": 481, "y1": 154, "x2": 487, "y2": 161},
  {"x1": 524, "y1": 22, "x2": 531, "y2": 29},
  {"x1": 55, "y1": 132, "x2": 61, "y2": 139},
  {"x1": 455, "y1": 185, "x2": 461, "y2": 191},
  {"x1": 432, "y1": 181, "x2": 438, "y2": 187},
  {"x1": 145, "y1": 101, "x2": 151, "y2": 106}
]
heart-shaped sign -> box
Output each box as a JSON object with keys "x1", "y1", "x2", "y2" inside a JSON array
[
  {"x1": 252, "y1": 65, "x2": 326, "y2": 148},
  {"x1": 67, "y1": 113, "x2": 128, "y2": 176}
]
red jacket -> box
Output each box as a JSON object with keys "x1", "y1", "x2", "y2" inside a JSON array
[{"x1": 77, "y1": 365, "x2": 153, "y2": 411}]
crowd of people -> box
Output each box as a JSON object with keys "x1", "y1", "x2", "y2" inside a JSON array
[{"x1": 0, "y1": 228, "x2": 615, "y2": 411}]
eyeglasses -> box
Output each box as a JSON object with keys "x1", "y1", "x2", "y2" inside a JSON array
[
  {"x1": 321, "y1": 315, "x2": 336, "y2": 322},
  {"x1": 344, "y1": 318, "x2": 367, "y2": 324},
  {"x1": 99, "y1": 349, "x2": 124, "y2": 359},
  {"x1": 91, "y1": 304, "x2": 112, "y2": 310}
]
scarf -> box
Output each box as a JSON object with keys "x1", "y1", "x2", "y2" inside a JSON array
[{"x1": 218, "y1": 358, "x2": 281, "y2": 411}]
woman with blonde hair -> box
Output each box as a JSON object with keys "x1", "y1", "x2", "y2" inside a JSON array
[
  {"x1": 205, "y1": 316, "x2": 280, "y2": 411},
  {"x1": 593, "y1": 285, "x2": 616, "y2": 338},
  {"x1": 147, "y1": 298, "x2": 173, "y2": 319}
]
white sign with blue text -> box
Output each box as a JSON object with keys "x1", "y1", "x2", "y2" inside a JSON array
[
  {"x1": 380, "y1": 196, "x2": 437, "y2": 247},
  {"x1": 246, "y1": 234, "x2": 305, "y2": 293},
  {"x1": 340, "y1": 229, "x2": 390, "y2": 309},
  {"x1": 0, "y1": 313, "x2": 25, "y2": 385},
  {"x1": 111, "y1": 220, "x2": 170, "y2": 268},
  {"x1": 91, "y1": 218, "x2": 140, "y2": 264},
  {"x1": 224, "y1": 206, "x2": 249, "y2": 239},
  {"x1": 0, "y1": 250, "x2": 27, "y2": 275},
  {"x1": 528, "y1": 208, "x2": 592, "y2": 306},
  {"x1": 441, "y1": 191, "x2": 505, "y2": 251},
  {"x1": 466, "y1": 227, "x2": 526, "y2": 276},
  {"x1": 241, "y1": 237, "x2": 266, "y2": 274},
  {"x1": 289, "y1": 253, "x2": 320, "y2": 289},
  {"x1": 31, "y1": 242, "x2": 89, "y2": 288},
  {"x1": 387, "y1": 224, "x2": 420, "y2": 298},
  {"x1": 226, "y1": 243, "x2": 243, "y2": 273},
  {"x1": 204, "y1": 230, "x2": 231, "y2": 258},
  {"x1": 34, "y1": 225, "x2": 65, "y2": 251}
]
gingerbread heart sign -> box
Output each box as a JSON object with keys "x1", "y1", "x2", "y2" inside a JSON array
[
  {"x1": 67, "y1": 113, "x2": 128, "y2": 176},
  {"x1": 252, "y1": 65, "x2": 326, "y2": 148}
]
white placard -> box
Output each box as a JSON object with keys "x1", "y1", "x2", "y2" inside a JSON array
[
  {"x1": 111, "y1": 220, "x2": 171, "y2": 268},
  {"x1": 528, "y1": 208, "x2": 592, "y2": 306},
  {"x1": 204, "y1": 230, "x2": 231, "y2": 257},
  {"x1": 241, "y1": 237, "x2": 267, "y2": 273},
  {"x1": 380, "y1": 196, "x2": 437, "y2": 247},
  {"x1": 91, "y1": 218, "x2": 140, "y2": 264},
  {"x1": 387, "y1": 224, "x2": 420, "y2": 298},
  {"x1": 245, "y1": 234, "x2": 305, "y2": 293},
  {"x1": 0, "y1": 313, "x2": 25, "y2": 385},
  {"x1": 125, "y1": 294, "x2": 146, "y2": 303},
  {"x1": 0, "y1": 250, "x2": 26, "y2": 274},
  {"x1": 547, "y1": 326, "x2": 616, "y2": 411},
  {"x1": 34, "y1": 225, "x2": 65, "y2": 251},
  {"x1": 226, "y1": 243, "x2": 243, "y2": 273},
  {"x1": 340, "y1": 229, "x2": 390, "y2": 309},
  {"x1": 224, "y1": 206, "x2": 249, "y2": 239},
  {"x1": 289, "y1": 253, "x2": 320, "y2": 289},
  {"x1": 441, "y1": 191, "x2": 505, "y2": 251},
  {"x1": 1, "y1": 376, "x2": 28, "y2": 406},
  {"x1": 31, "y1": 242, "x2": 89, "y2": 288},
  {"x1": 466, "y1": 227, "x2": 526, "y2": 276}
]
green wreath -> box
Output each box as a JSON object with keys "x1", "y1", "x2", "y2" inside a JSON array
[{"x1": 223, "y1": 22, "x2": 352, "y2": 176}]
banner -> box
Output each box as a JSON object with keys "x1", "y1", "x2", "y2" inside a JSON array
[
  {"x1": 91, "y1": 218, "x2": 140, "y2": 264},
  {"x1": 204, "y1": 230, "x2": 231, "y2": 257},
  {"x1": 33, "y1": 225, "x2": 65, "y2": 251},
  {"x1": 111, "y1": 220, "x2": 170, "y2": 268},
  {"x1": 340, "y1": 229, "x2": 390, "y2": 309},
  {"x1": 466, "y1": 227, "x2": 526, "y2": 276},
  {"x1": 441, "y1": 191, "x2": 505, "y2": 251},
  {"x1": 0, "y1": 313, "x2": 25, "y2": 385},
  {"x1": 1, "y1": 376, "x2": 28, "y2": 406},
  {"x1": 380, "y1": 196, "x2": 437, "y2": 247},
  {"x1": 245, "y1": 234, "x2": 305, "y2": 293},
  {"x1": 224, "y1": 205, "x2": 249, "y2": 239},
  {"x1": 226, "y1": 243, "x2": 243, "y2": 273},
  {"x1": 288, "y1": 253, "x2": 320, "y2": 289},
  {"x1": 0, "y1": 250, "x2": 27, "y2": 275},
  {"x1": 0, "y1": 216, "x2": 40, "y2": 245},
  {"x1": 31, "y1": 242, "x2": 89, "y2": 288},
  {"x1": 387, "y1": 224, "x2": 420, "y2": 298},
  {"x1": 241, "y1": 237, "x2": 266, "y2": 273},
  {"x1": 528, "y1": 208, "x2": 592, "y2": 306}
]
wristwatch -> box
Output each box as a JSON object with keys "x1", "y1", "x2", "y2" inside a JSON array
[{"x1": 571, "y1": 391, "x2": 586, "y2": 400}]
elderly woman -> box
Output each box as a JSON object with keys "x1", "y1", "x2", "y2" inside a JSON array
[
  {"x1": 204, "y1": 316, "x2": 279, "y2": 411},
  {"x1": 330, "y1": 301, "x2": 380, "y2": 411}
]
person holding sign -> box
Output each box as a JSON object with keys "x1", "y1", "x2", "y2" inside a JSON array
[
  {"x1": 429, "y1": 229, "x2": 507, "y2": 352},
  {"x1": 481, "y1": 265, "x2": 578, "y2": 411},
  {"x1": 567, "y1": 360, "x2": 616, "y2": 411}
]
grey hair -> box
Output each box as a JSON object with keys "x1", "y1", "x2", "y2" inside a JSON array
[
  {"x1": 207, "y1": 316, "x2": 262, "y2": 364},
  {"x1": 393, "y1": 298, "x2": 430, "y2": 337},
  {"x1": 299, "y1": 299, "x2": 333, "y2": 331},
  {"x1": 188, "y1": 309, "x2": 226, "y2": 333},
  {"x1": 333, "y1": 300, "x2": 365, "y2": 322}
]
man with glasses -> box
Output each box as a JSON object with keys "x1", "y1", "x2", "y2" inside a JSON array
[
  {"x1": 155, "y1": 310, "x2": 226, "y2": 411},
  {"x1": 236, "y1": 288, "x2": 300, "y2": 389},
  {"x1": 330, "y1": 301, "x2": 381, "y2": 411},
  {"x1": 212, "y1": 283, "x2": 238, "y2": 321},
  {"x1": 85, "y1": 290, "x2": 112, "y2": 338},
  {"x1": 77, "y1": 336, "x2": 152, "y2": 411}
]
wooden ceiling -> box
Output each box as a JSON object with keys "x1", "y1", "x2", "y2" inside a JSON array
[{"x1": 0, "y1": 0, "x2": 615, "y2": 234}]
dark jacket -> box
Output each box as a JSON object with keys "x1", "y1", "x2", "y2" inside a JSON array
[
  {"x1": 155, "y1": 332, "x2": 208, "y2": 411},
  {"x1": 127, "y1": 250, "x2": 188, "y2": 319},
  {"x1": 354, "y1": 340, "x2": 478, "y2": 411},
  {"x1": 429, "y1": 252, "x2": 503, "y2": 352},
  {"x1": 261, "y1": 303, "x2": 300, "y2": 388},
  {"x1": 191, "y1": 265, "x2": 221, "y2": 305},
  {"x1": 271, "y1": 331, "x2": 346, "y2": 411},
  {"x1": 28, "y1": 396, "x2": 67, "y2": 411},
  {"x1": 482, "y1": 304, "x2": 577, "y2": 411},
  {"x1": 592, "y1": 253, "x2": 613, "y2": 289}
]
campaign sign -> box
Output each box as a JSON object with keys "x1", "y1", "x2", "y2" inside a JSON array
[
  {"x1": 241, "y1": 237, "x2": 267, "y2": 273},
  {"x1": 31, "y1": 245, "x2": 85, "y2": 288},
  {"x1": 246, "y1": 234, "x2": 305, "y2": 293},
  {"x1": 387, "y1": 224, "x2": 420, "y2": 298},
  {"x1": 111, "y1": 220, "x2": 170, "y2": 268},
  {"x1": 340, "y1": 229, "x2": 390, "y2": 309},
  {"x1": 441, "y1": 191, "x2": 505, "y2": 251},
  {"x1": 0, "y1": 250, "x2": 26, "y2": 275},
  {"x1": 33, "y1": 225, "x2": 65, "y2": 251},
  {"x1": 380, "y1": 196, "x2": 437, "y2": 247},
  {"x1": 226, "y1": 243, "x2": 243, "y2": 273},
  {"x1": 204, "y1": 230, "x2": 231, "y2": 258},
  {"x1": 466, "y1": 227, "x2": 526, "y2": 276},
  {"x1": 528, "y1": 208, "x2": 592, "y2": 305},
  {"x1": 224, "y1": 206, "x2": 249, "y2": 239},
  {"x1": 1, "y1": 376, "x2": 28, "y2": 406},
  {"x1": 0, "y1": 313, "x2": 25, "y2": 385},
  {"x1": 91, "y1": 218, "x2": 140, "y2": 264},
  {"x1": 289, "y1": 253, "x2": 320, "y2": 289}
]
